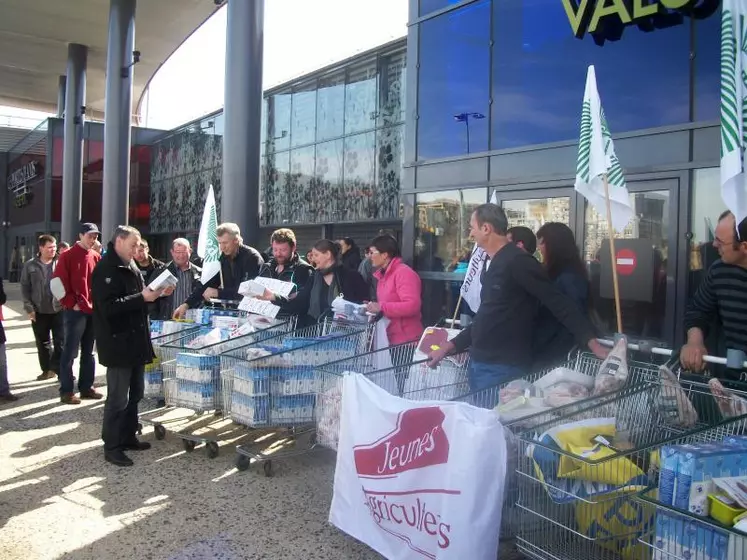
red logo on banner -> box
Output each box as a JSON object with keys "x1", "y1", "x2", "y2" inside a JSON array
[
  {"x1": 616, "y1": 248, "x2": 637, "y2": 276},
  {"x1": 353, "y1": 407, "x2": 449, "y2": 478}
]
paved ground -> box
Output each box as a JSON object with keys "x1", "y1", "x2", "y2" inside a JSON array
[{"x1": 0, "y1": 283, "x2": 521, "y2": 560}]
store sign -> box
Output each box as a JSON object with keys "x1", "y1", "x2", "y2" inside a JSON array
[
  {"x1": 562, "y1": 0, "x2": 716, "y2": 43},
  {"x1": 6, "y1": 161, "x2": 40, "y2": 208}
]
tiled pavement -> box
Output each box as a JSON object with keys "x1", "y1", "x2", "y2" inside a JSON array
[{"x1": 0, "y1": 283, "x2": 521, "y2": 560}]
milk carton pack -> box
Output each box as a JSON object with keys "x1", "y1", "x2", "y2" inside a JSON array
[
  {"x1": 658, "y1": 445, "x2": 681, "y2": 506},
  {"x1": 231, "y1": 393, "x2": 269, "y2": 426},
  {"x1": 229, "y1": 362, "x2": 271, "y2": 397},
  {"x1": 270, "y1": 394, "x2": 315, "y2": 424},
  {"x1": 674, "y1": 443, "x2": 747, "y2": 517},
  {"x1": 653, "y1": 513, "x2": 685, "y2": 559}
]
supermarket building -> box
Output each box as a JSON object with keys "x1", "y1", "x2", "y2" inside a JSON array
[{"x1": 3, "y1": 0, "x2": 728, "y2": 349}]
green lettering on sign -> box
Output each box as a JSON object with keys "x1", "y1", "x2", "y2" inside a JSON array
[{"x1": 561, "y1": 0, "x2": 717, "y2": 43}]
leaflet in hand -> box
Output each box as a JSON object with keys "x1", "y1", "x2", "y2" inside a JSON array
[
  {"x1": 148, "y1": 269, "x2": 178, "y2": 292},
  {"x1": 254, "y1": 277, "x2": 295, "y2": 298},
  {"x1": 238, "y1": 296, "x2": 280, "y2": 319}
]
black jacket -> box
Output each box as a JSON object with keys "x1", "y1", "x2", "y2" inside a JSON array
[
  {"x1": 452, "y1": 243, "x2": 596, "y2": 369},
  {"x1": 137, "y1": 256, "x2": 165, "y2": 319},
  {"x1": 341, "y1": 249, "x2": 362, "y2": 271},
  {"x1": 258, "y1": 253, "x2": 314, "y2": 296},
  {"x1": 0, "y1": 279, "x2": 6, "y2": 344},
  {"x1": 92, "y1": 244, "x2": 154, "y2": 368},
  {"x1": 185, "y1": 244, "x2": 264, "y2": 308},
  {"x1": 278, "y1": 265, "x2": 368, "y2": 324}
]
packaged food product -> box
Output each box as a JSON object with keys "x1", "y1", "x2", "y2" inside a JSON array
[
  {"x1": 543, "y1": 382, "x2": 590, "y2": 408},
  {"x1": 593, "y1": 337, "x2": 628, "y2": 396}
]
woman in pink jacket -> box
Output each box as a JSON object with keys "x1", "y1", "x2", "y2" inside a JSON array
[{"x1": 364, "y1": 235, "x2": 423, "y2": 346}]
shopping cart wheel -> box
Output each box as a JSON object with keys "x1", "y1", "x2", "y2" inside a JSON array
[
  {"x1": 183, "y1": 439, "x2": 196, "y2": 453},
  {"x1": 263, "y1": 460, "x2": 274, "y2": 477},
  {"x1": 154, "y1": 424, "x2": 166, "y2": 441},
  {"x1": 235, "y1": 454, "x2": 250, "y2": 472},
  {"x1": 206, "y1": 441, "x2": 219, "y2": 459},
  {"x1": 136, "y1": 423, "x2": 143, "y2": 436}
]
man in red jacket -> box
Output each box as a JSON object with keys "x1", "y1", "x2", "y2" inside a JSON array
[{"x1": 52, "y1": 223, "x2": 104, "y2": 404}]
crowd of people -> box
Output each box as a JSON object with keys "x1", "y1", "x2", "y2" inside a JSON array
[{"x1": 0, "y1": 204, "x2": 745, "y2": 467}]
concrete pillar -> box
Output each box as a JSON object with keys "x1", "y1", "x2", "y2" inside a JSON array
[
  {"x1": 101, "y1": 0, "x2": 136, "y2": 241},
  {"x1": 222, "y1": 0, "x2": 264, "y2": 246},
  {"x1": 61, "y1": 44, "x2": 87, "y2": 245},
  {"x1": 56, "y1": 76, "x2": 66, "y2": 118}
]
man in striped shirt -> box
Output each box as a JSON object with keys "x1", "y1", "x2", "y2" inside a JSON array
[
  {"x1": 681, "y1": 211, "x2": 747, "y2": 377},
  {"x1": 153, "y1": 238, "x2": 201, "y2": 320}
]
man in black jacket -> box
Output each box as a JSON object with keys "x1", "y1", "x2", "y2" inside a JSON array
[
  {"x1": 173, "y1": 223, "x2": 264, "y2": 318},
  {"x1": 257, "y1": 228, "x2": 313, "y2": 297},
  {"x1": 428, "y1": 204, "x2": 608, "y2": 392},
  {"x1": 92, "y1": 226, "x2": 171, "y2": 467}
]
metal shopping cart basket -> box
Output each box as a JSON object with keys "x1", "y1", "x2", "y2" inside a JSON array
[
  {"x1": 151, "y1": 314, "x2": 293, "y2": 458},
  {"x1": 314, "y1": 342, "x2": 470, "y2": 453},
  {"x1": 510, "y1": 371, "x2": 747, "y2": 560},
  {"x1": 220, "y1": 319, "x2": 374, "y2": 476}
]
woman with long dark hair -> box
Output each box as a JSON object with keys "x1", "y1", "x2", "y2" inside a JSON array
[
  {"x1": 260, "y1": 239, "x2": 368, "y2": 325},
  {"x1": 532, "y1": 222, "x2": 593, "y2": 370}
]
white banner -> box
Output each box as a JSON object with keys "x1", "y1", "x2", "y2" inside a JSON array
[
  {"x1": 330, "y1": 374, "x2": 507, "y2": 560},
  {"x1": 459, "y1": 191, "x2": 497, "y2": 313}
]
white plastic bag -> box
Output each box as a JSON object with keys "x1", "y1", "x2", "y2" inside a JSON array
[{"x1": 330, "y1": 373, "x2": 507, "y2": 560}]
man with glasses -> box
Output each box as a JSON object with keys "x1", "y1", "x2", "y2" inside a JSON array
[
  {"x1": 153, "y1": 238, "x2": 202, "y2": 320},
  {"x1": 681, "y1": 211, "x2": 747, "y2": 377}
]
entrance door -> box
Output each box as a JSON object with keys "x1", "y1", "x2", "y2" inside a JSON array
[{"x1": 493, "y1": 178, "x2": 682, "y2": 346}]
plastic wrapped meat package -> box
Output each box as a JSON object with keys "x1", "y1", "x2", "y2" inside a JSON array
[
  {"x1": 316, "y1": 376, "x2": 347, "y2": 451},
  {"x1": 592, "y1": 337, "x2": 629, "y2": 396},
  {"x1": 709, "y1": 378, "x2": 747, "y2": 419},
  {"x1": 543, "y1": 382, "x2": 591, "y2": 408}
]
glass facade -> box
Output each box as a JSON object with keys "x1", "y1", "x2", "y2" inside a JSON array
[
  {"x1": 415, "y1": 0, "x2": 720, "y2": 160},
  {"x1": 262, "y1": 42, "x2": 406, "y2": 226}
]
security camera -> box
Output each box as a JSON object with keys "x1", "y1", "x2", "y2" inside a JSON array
[{"x1": 132, "y1": 50, "x2": 141, "y2": 64}]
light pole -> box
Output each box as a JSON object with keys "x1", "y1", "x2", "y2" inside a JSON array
[{"x1": 454, "y1": 112, "x2": 485, "y2": 154}]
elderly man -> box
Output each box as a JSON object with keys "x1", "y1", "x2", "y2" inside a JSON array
[
  {"x1": 134, "y1": 239, "x2": 163, "y2": 284},
  {"x1": 681, "y1": 210, "x2": 747, "y2": 378},
  {"x1": 154, "y1": 238, "x2": 201, "y2": 320},
  {"x1": 92, "y1": 225, "x2": 172, "y2": 467},
  {"x1": 173, "y1": 223, "x2": 264, "y2": 318},
  {"x1": 21, "y1": 234, "x2": 63, "y2": 381}
]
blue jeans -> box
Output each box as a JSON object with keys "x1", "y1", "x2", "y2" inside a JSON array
[
  {"x1": 59, "y1": 310, "x2": 96, "y2": 395},
  {"x1": 468, "y1": 361, "x2": 524, "y2": 408}
]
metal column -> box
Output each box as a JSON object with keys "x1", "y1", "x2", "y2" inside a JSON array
[
  {"x1": 101, "y1": 0, "x2": 136, "y2": 241},
  {"x1": 56, "y1": 76, "x2": 66, "y2": 118},
  {"x1": 222, "y1": 0, "x2": 264, "y2": 246},
  {"x1": 61, "y1": 44, "x2": 87, "y2": 245}
]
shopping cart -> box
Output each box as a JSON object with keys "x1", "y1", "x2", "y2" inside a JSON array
[
  {"x1": 314, "y1": 342, "x2": 470, "y2": 452},
  {"x1": 152, "y1": 314, "x2": 293, "y2": 458},
  {"x1": 220, "y1": 319, "x2": 374, "y2": 476},
  {"x1": 511, "y1": 371, "x2": 747, "y2": 560}
]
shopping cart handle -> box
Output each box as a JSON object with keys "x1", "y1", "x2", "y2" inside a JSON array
[{"x1": 596, "y1": 338, "x2": 747, "y2": 369}]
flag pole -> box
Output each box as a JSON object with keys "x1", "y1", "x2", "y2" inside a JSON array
[
  {"x1": 451, "y1": 293, "x2": 463, "y2": 325},
  {"x1": 603, "y1": 174, "x2": 623, "y2": 333}
]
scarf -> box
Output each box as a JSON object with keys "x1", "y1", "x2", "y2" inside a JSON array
[{"x1": 308, "y1": 265, "x2": 341, "y2": 320}]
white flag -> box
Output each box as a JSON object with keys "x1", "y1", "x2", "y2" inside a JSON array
[
  {"x1": 197, "y1": 184, "x2": 221, "y2": 284},
  {"x1": 720, "y1": 0, "x2": 747, "y2": 229},
  {"x1": 459, "y1": 191, "x2": 497, "y2": 313},
  {"x1": 574, "y1": 65, "x2": 633, "y2": 233}
]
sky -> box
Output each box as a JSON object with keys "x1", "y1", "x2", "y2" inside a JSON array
[{"x1": 0, "y1": 0, "x2": 408, "y2": 131}]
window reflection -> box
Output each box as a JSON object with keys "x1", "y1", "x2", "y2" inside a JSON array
[
  {"x1": 490, "y1": 0, "x2": 692, "y2": 149},
  {"x1": 379, "y1": 50, "x2": 407, "y2": 127},
  {"x1": 263, "y1": 150, "x2": 290, "y2": 225},
  {"x1": 376, "y1": 125, "x2": 404, "y2": 220},
  {"x1": 503, "y1": 197, "x2": 571, "y2": 231},
  {"x1": 415, "y1": 188, "x2": 487, "y2": 272},
  {"x1": 268, "y1": 91, "x2": 291, "y2": 152},
  {"x1": 418, "y1": 0, "x2": 490, "y2": 159},
  {"x1": 291, "y1": 81, "x2": 317, "y2": 148},
  {"x1": 288, "y1": 146, "x2": 315, "y2": 223},
  {"x1": 315, "y1": 139, "x2": 344, "y2": 222},
  {"x1": 345, "y1": 60, "x2": 378, "y2": 135},
  {"x1": 343, "y1": 132, "x2": 376, "y2": 220},
  {"x1": 316, "y1": 73, "x2": 345, "y2": 141},
  {"x1": 584, "y1": 191, "x2": 670, "y2": 340}
]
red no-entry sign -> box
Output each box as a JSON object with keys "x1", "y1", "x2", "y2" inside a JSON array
[{"x1": 616, "y1": 248, "x2": 637, "y2": 276}]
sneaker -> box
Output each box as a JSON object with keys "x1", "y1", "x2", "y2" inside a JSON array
[
  {"x1": 123, "y1": 440, "x2": 152, "y2": 451},
  {"x1": 104, "y1": 449, "x2": 134, "y2": 467},
  {"x1": 0, "y1": 393, "x2": 19, "y2": 403},
  {"x1": 79, "y1": 389, "x2": 103, "y2": 400},
  {"x1": 36, "y1": 371, "x2": 56, "y2": 381},
  {"x1": 60, "y1": 393, "x2": 81, "y2": 405}
]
